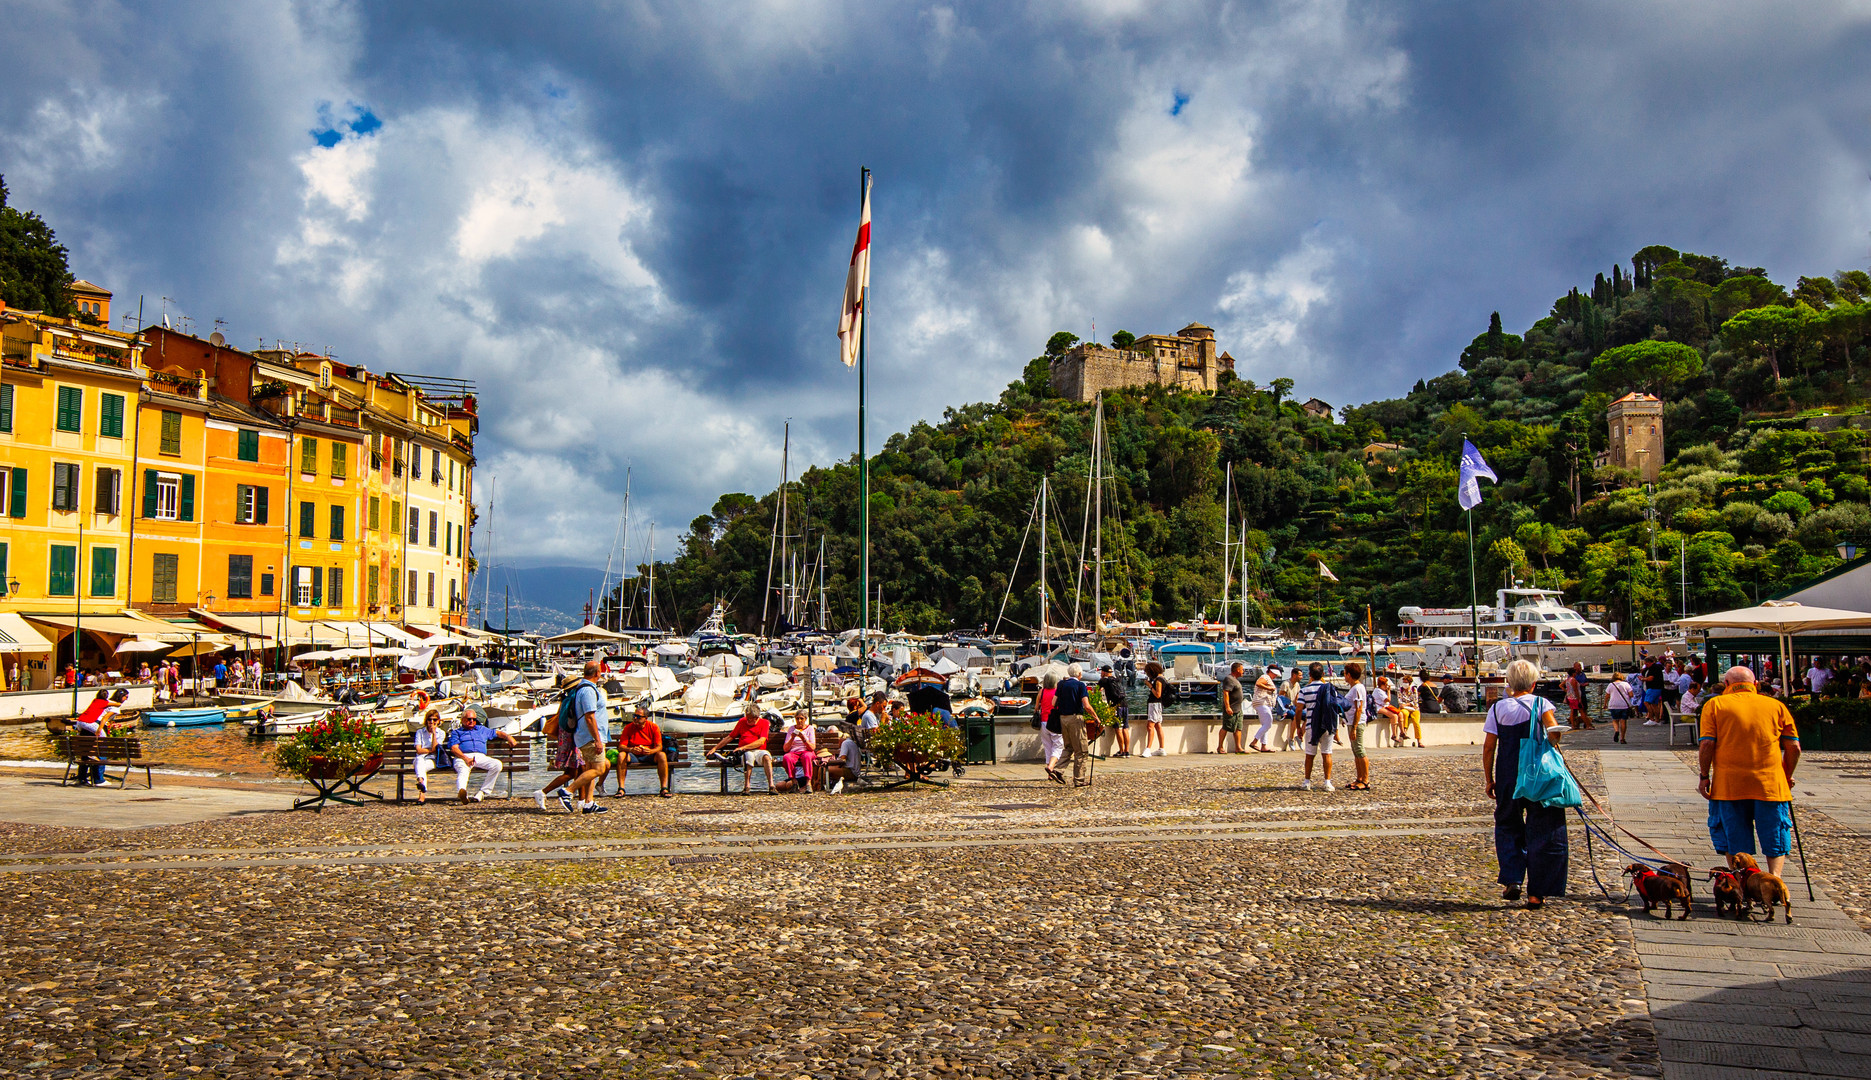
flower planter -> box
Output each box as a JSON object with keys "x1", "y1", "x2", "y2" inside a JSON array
[
  {"x1": 301, "y1": 753, "x2": 384, "y2": 781},
  {"x1": 1805, "y1": 724, "x2": 1871, "y2": 752}
]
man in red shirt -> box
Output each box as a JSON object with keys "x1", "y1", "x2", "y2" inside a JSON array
[
  {"x1": 616, "y1": 704, "x2": 673, "y2": 798},
  {"x1": 72, "y1": 689, "x2": 130, "y2": 785},
  {"x1": 707, "y1": 704, "x2": 774, "y2": 794}
]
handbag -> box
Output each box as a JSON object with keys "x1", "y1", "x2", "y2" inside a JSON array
[{"x1": 1508, "y1": 697, "x2": 1582, "y2": 809}]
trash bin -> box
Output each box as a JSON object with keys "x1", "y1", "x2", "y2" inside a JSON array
[{"x1": 962, "y1": 715, "x2": 996, "y2": 764}]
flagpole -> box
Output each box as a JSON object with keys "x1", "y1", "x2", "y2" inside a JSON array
[
  {"x1": 1465, "y1": 430, "x2": 1481, "y2": 691},
  {"x1": 857, "y1": 166, "x2": 870, "y2": 651}
]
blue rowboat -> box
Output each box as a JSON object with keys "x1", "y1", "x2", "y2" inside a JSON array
[{"x1": 143, "y1": 706, "x2": 227, "y2": 728}]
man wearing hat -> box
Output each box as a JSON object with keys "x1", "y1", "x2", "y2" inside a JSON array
[
  {"x1": 1097, "y1": 664, "x2": 1129, "y2": 757},
  {"x1": 1250, "y1": 665, "x2": 1281, "y2": 752}
]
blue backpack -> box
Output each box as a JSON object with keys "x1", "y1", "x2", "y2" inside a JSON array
[{"x1": 1306, "y1": 683, "x2": 1345, "y2": 736}]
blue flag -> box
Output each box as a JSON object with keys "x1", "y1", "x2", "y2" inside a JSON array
[{"x1": 1457, "y1": 438, "x2": 1497, "y2": 511}]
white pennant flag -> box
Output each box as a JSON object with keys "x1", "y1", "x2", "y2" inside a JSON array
[
  {"x1": 1318, "y1": 560, "x2": 1339, "y2": 583},
  {"x1": 838, "y1": 174, "x2": 872, "y2": 367}
]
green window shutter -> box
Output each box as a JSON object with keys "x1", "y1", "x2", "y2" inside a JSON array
[
  {"x1": 367, "y1": 565, "x2": 379, "y2": 606},
  {"x1": 0, "y1": 541, "x2": 7, "y2": 595},
  {"x1": 330, "y1": 504, "x2": 344, "y2": 541},
  {"x1": 56, "y1": 386, "x2": 82, "y2": 432},
  {"x1": 235, "y1": 484, "x2": 250, "y2": 523},
  {"x1": 8, "y1": 467, "x2": 22, "y2": 518},
  {"x1": 141, "y1": 469, "x2": 158, "y2": 518},
  {"x1": 178, "y1": 474, "x2": 195, "y2": 522},
  {"x1": 301, "y1": 438, "x2": 317, "y2": 475},
  {"x1": 237, "y1": 429, "x2": 259, "y2": 462},
  {"x1": 0, "y1": 383, "x2": 13, "y2": 432},
  {"x1": 311, "y1": 566, "x2": 324, "y2": 607},
  {"x1": 255, "y1": 486, "x2": 269, "y2": 525},
  {"x1": 329, "y1": 567, "x2": 343, "y2": 608},
  {"x1": 100, "y1": 394, "x2": 124, "y2": 438},
  {"x1": 152, "y1": 553, "x2": 178, "y2": 604},
  {"x1": 48, "y1": 546, "x2": 76, "y2": 597},
  {"x1": 160, "y1": 410, "x2": 182, "y2": 454},
  {"x1": 299, "y1": 501, "x2": 314, "y2": 538},
  {"x1": 331, "y1": 443, "x2": 347, "y2": 479},
  {"x1": 90, "y1": 547, "x2": 116, "y2": 597},
  {"x1": 368, "y1": 496, "x2": 380, "y2": 532}
]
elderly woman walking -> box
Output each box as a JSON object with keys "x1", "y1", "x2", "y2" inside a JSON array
[
  {"x1": 1036, "y1": 673, "x2": 1064, "y2": 784},
  {"x1": 1482, "y1": 659, "x2": 1568, "y2": 908}
]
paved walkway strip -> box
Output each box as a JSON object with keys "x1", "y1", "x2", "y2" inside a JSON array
[{"x1": 1599, "y1": 749, "x2": 1871, "y2": 1080}]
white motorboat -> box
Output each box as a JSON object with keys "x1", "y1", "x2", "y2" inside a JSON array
[{"x1": 1400, "y1": 588, "x2": 1646, "y2": 668}]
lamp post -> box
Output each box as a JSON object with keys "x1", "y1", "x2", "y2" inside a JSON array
[
  {"x1": 3, "y1": 577, "x2": 17, "y2": 693},
  {"x1": 1839, "y1": 541, "x2": 1860, "y2": 563}
]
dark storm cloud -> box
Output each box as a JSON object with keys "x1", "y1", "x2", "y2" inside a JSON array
[{"x1": 3, "y1": 0, "x2": 1868, "y2": 564}]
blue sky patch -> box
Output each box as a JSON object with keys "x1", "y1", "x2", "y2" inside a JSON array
[
  {"x1": 1170, "y1": 90, "x2": 1190, "y2": 116},
  {"x1": 310, "y1": 102, "x2": 381, "y2": 147}
]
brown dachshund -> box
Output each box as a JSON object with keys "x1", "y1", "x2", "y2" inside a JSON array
[
  {"x1": 1735, "y1": 865, "x2": 1793, "y2": 924},
  {"x1": 1626, "y1": 864, "x2": 1693, "y2": 920},
  {"x1": 1706, "y1": 867, "x2": 1744, "y2": 919}
]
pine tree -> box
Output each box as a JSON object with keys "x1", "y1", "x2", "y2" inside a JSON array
[{"x1": 0, "y1": 175, "x2": 73, "y2": 316}]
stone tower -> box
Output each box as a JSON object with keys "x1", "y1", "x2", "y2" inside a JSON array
[{"x1": 1606, "y1": 392, "x2": 1664, "y2": 485}]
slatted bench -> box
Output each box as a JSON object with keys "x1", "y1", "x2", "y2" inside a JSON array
[
  {"x1": 55, "y1": 735, "x2": 166, "y2": 789},
  {"x1": 381, "y1": 733, "x2": 534, "y2": 801},
  {"x1": 608, "y1": 734, "x2": 693, "y2": 795}
]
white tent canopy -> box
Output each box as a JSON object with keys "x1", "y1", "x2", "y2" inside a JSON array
[
  {"x1": 544, "y1": 623, "x2": 627, "y2": 645},
  {"x1": 1676, "y1": 601, "x2": 1871, "y2": 687}
]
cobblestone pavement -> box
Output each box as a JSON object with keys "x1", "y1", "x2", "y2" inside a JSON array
[{"x1": 0, "y1": 751, "x2": 1664, "y2": 1079}]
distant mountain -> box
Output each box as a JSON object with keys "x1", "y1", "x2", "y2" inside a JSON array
[{"x1": 468, "y1": 564, "x2": 610, "y2": 635}]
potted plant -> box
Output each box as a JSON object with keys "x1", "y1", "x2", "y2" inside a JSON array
[
  {"x1": 272, "y1": 710, "x2": 389, "y2": 781},
  {"x1": 1790, "y1": 697, "x2": 1871, "y2": 752},
  {"x1": 867, "y1": 711, "x2": 967, "y2": 767}
]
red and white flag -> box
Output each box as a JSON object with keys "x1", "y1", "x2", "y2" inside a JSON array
[{"x1": 838, "y1": 174, "x2": 871, "y2": 367}]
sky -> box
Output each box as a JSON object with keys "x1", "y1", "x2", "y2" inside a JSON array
[{"x1": 4, "y1": 0, "x2": 1870, "y2": 570}]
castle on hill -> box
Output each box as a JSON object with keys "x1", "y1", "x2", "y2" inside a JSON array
[{"x1": 1048, "y1": 322, "x2": 1235, "y2": 402}]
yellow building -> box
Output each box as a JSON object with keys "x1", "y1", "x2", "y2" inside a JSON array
[
  {"x1": 0, "y1": 298, "x2": 146, "y2": 682},
  {"x1": 128, "y1": 385, "x2": 210, "y2": 615}
]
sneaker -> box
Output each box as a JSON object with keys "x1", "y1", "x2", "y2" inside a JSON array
[
  {"x1": 582, "y1": 804, "x2": 611, "y2": 815},
  {"x1": 830, "y1": 779, "x2": 845, "y2": 795},
  {"x1": 1643, "y1": 720, "x2": 1661, "y2": 726},
  {"x1": 556, "y1": 789, "x2": 576, "y2": 811},
  {"x1": 534, "y1": 790, "x2": 548, "y2": 811},
  {"x1": 1323, "y1": 779, "x2": 1335, "y2": 792},
  {"x1": 1300, "y1": 779, "x2": 1312, "y2": 791},
  {"x1": 473, "y1": 791, "x2": 487, "y2": 802}
]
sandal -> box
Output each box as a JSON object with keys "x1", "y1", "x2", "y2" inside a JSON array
[
  {"x1": 660, "y1": 788, "x2": 674, "y2": 798},
  {"x1": 1526, "y1": 896, "x2": 1545, "y2": 909}
]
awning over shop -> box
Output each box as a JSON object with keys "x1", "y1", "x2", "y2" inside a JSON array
[
  {"x1": 189, "y1": 611, "x2": 325, "y2": 647},
  {"x1": 23, "y1": 613, "x2": 198, "y2": 643},
  {"x1": 362, "y1": 621, "x2": 423, "y2": 647},
  {"x1": 0, "y1": 613, "x2": 55, "y2": 654},
  {"x1": 407, "y1": 623, "x2": 466, "y2": 647}
]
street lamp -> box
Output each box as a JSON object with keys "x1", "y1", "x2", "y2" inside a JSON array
[
  {"x1": 2, "y1": 575, "x2": 17, "y2": 598},
  {"x1": 1840, "y1": 541, "x2": 1860, "y2": 563}
]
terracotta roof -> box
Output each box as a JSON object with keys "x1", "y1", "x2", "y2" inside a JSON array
[{"x1": 1611, "y1": 392, "x2": 1662, "y2": 403}]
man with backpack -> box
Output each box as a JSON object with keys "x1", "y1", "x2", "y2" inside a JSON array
[
  {"x1": 562, "y1": 660, "x2": 611, "y2": 814},
  {"x1": 1294, "y1": 662, "x2": 1342, "y2": 792}
]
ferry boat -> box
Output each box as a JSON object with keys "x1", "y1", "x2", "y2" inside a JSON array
[{"x1": 1399, "y1": 588, "x2": 1646, "y2": 668}]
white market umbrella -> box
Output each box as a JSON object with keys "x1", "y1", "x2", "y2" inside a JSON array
[
  {"x1": 113, "y1": 639, "x2": 174, "y2": 654},
  {"x1": 295, "y1": 649, "x2": 342, "y2": 662},
  {"x1": 1675, "y1": 601, "x2": 1871, "y2": 691}
]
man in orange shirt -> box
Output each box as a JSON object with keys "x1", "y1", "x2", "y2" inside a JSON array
[
  {"x1": 1698, "y1": 665, "x2": 1800, "y2": 876},
  {"x1": 617, "y1": 704, "x2": 673, "y2": 798}
]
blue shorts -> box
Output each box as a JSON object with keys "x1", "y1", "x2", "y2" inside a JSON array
[
  {"x1": 1714, "y1": 799, "x2": 1792, "y2": 858},
  {"x1": 1706, "y1": 801, "x2": 1729, "y2": 856},
  {"x1": 1643, "y1": 689, "x2": 1663, "y2": 705}
]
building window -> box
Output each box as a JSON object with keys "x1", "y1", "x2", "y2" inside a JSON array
[
  {"x1": 410, "y1": 448, "x2": 421, "y2": 481},
  {"x1": 299, "y1": 501, "x2": 315, "y2": 538},
  {"x1": 445, "y1": 520, "x2": 452, "y2": 555},
  {"x1": 159, "y1": 410, "x2": 183, "y2": 454},
  {"x1": 331, "y1": 443, "x2": 347, "y2": 479},
  {"x1": 367, "y1": 564, "x2": 380, "y2": 606},
  {"x1": 153, "y1": 474, "x2": 180, "y2": 520},
  {"x1": 100, "y1": 394, "x2": 125, "y2": 439},
  {"x1": 407, "y1": 569, "x2": 417, "y2": 606},
  {"x1": 55, "y1": 386, "x2": 82, "y2": 433},
  {"x1": 408, "y1": 507, "x2": 420, "y2": 543},
  {"x1": 431, "y1": 449, "x2": 442, "y2": 485},
  {"x1": 0, "y1": 383, "x2": 13, "y2": 433},
  {"x1": 329, "y1": 567, "x2": 343, "y2": 609},
  {"x1": 237, "y1": 429, "x2": 260, "y2": 462},
  {"x1": 1, "y1": 467, "x2": 15, "y2": 519},
  {"x1": 228, "y1": 554, "x2": 253, "y2": 599},
  {"x1": 294, "y1": 566, "x2": 312, "y2": 606},
  {"x1": 48, "y1": 545, "x2": 77, "y2": 597},
  {"x1": 329, "y1": 504, "x2": 345, "y2": 541},
  {"x1": 51, "y1": 462, "x2": 80, "y2": 512},
  {"x1": 391, "y1": 500, "x2": 402, "y2": 537},
  {"x1": 368, "y1": 495, "x2": 380, "y2": 532},
  {"x1": 426, "y1": 572, "x2": 435, "y2": 608},
  {"x1": 236, "y1": 484, "x2": 269, "y2": 524},
  {"x1": 259, "y1": 572, "x2": 274, "y2": 597},
  {"x1": 93, "y1": 467, "x2": 121, "y2": 515},
  {"x1": 448, "y1": 578, "x2": 457, "y2": 610},
  {"x1": 448, "y1": 458, "x2": 455, "y2": 491},
  {"x1": 301, "y1": 437, "x2": 318, "y2": 476},
  {"x1": 310, "y1": 566, "x2": 324, "y2": 607},
  {"x1": 150, "y1": 552, "x2": 179, "y2": 604},
  {"x1": 90, "y1": 546, "x2": 116, "y2": 597},
  {"x1": 0, "y1": 541, "x2": 8, "y2": 595},
  {"x1": 428, "y1": 511, "x2": 438, "y2": 547}
]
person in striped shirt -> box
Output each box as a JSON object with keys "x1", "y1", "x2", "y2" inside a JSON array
[{"x1": 1293, "y1": 663, "x2": 1342, "y2": 792}]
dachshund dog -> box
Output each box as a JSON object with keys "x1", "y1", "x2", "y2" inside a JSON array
[
  {"x1": 1734, "y1": 866, "x2": 1793, "y2": 924},
  {"x1": 1706, "y1": 867, "x2": 1744, "y2": 919},
  {"x1": 1625, "y1": 864, "x2": 1693, "y2": 920}
]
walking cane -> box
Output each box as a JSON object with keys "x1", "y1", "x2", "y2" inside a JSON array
[{"x1": 1788, "y1": 797, "x2": 1816, "y2": 902}]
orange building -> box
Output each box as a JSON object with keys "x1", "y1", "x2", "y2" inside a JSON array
[
  {"x1": 127, "y1": 384, "x2": 209, "y2": 614},
  {"x1": 200, "y1": 400, "x2": 290, "y2": 613}
]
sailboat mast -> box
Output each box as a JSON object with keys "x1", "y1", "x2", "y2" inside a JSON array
[
  {"x1": 1221, "y1": 460, "x2": 1231, "y2": 641},
  {"x1": 617, "y1": 469, "x2": 630, "y2": 630},
  {"x1": 1039, "y1": 475, "x2": 1049, "y2": 646},
  {"x1": 1093, "y1": 396, "x2": 1103, "y2": 629},
  {"x1": 780, "y1": 421, "x2": 791, "y2": 629},
  {"x1": 647, "y1": 525, "x2": 656, "y2": 632},
  {"x1": 818, "y1": 536, "x2": 828, "y2": 630}
]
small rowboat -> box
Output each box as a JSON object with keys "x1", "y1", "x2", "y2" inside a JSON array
[{"x1": 142, "y1": 706, "x2": 229, "y2": 728}]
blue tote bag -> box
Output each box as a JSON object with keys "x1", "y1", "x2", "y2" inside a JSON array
[{"x1": 1507, "y1": 696, "x2": 1583, "y2": 809}]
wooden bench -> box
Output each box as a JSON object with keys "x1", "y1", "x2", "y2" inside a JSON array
[
  {"x1": 55, "y1": 735, "x2": 166, "y2": 789},
  {"x1": 380, "y1": 733, "x2": 533, "y2": 802}
]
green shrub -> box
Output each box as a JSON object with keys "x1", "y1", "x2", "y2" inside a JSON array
[{"x1": 1791, "y1": 697, "x2": 1871, "y2": 728}]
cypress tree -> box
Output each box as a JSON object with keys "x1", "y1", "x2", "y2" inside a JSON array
[{"x1": 1593, "y1": 273, "x2": 1608, "y2": 305}]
